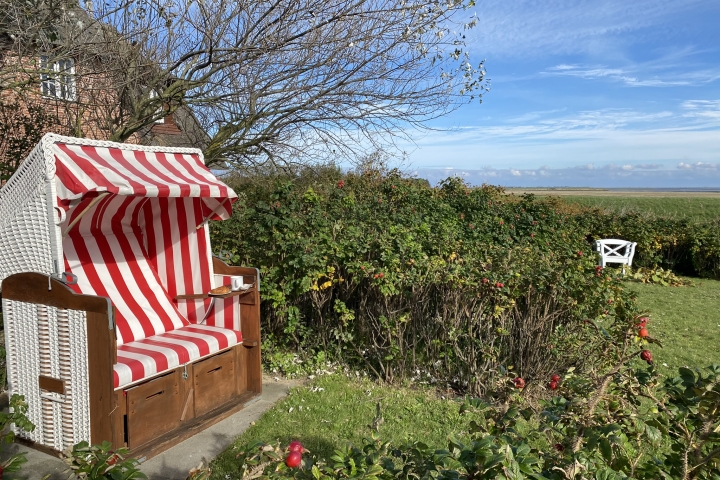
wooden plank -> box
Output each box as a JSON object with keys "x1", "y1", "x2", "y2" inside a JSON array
[
  {"x1": 236, "y1": 344, "x2": 248, "y2": 394},
  {"x1": 180, "y1": 388, "x2": 194, "y2": 422},
  {"x1": 212, "y1": 257, "x2": 259, "y2": 278},
  {"x1": 175, "y1": 293, "x2": 209, "y2": 300},
  {"x1": 193, "y1": 350, "x2": 236, "y2": 416},
  {"x1": 1, "y1": 272, "x2": 109, "y2": 314},
  {"x1": 177, "y1": 289, "x2": 255, "y2": 301},
  {"x1": 87, "y1": 310, "x2": 117, "y2": 446},
  {"x1": 15, "y1": 437, "x2": 64, "y2": 459},
  {"x1": 129, "y1": 390, "x2": 260, "y2": 462},
  {"x1": 179, "y1": 362, "x2": 194, "y2": 423},
  {"x1": 38, "y1": 376, "x2": 65, "y2": 394},
  {"x1": 126, "y1": 370, "x2": 182, "y2": 448},
  {"x1": 112, "y1": 390, "x2": 127, "y2": 448}
]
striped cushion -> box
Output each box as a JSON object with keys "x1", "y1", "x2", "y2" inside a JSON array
[{"x1": 113, "y1": 324, "x2": 242, "y2": 389}]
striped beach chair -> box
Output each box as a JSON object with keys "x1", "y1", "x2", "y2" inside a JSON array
[{"x1": 0, "y1": 134, "x2": 261, "y2": 457}]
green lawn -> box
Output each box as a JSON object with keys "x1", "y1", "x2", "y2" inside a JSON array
[
  {"x1": 561, "y1": 196, "x2": 720, "y2": 222},
  {"x1": 209, "y1": 375, "x2": 508, "y2": 479},
  {"x1": 627, "y1": 277, "x2": 720, "y2": 374}
]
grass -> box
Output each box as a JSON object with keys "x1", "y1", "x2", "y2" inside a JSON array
[
  {"x1": 626, "y1": 277, "x2": 720, "y2": 374},
  {"x1": 209, "y1": 375, "x2": 518, "y2": 479},
  {"x1": 560, "y1": 196, "x2": 720, "y2": 222}
]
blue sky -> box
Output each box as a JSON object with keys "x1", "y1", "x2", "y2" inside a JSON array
[{"x1": 407, "y1": 0, "x2": 720, "y2": 187}]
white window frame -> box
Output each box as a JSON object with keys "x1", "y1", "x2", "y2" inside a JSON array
[
  {"x1": 40, "y1": 56, "x2": 77, "y2": 101},
  {"x1": 149, "y1": 89, "x2": 165, "y2": 123}
]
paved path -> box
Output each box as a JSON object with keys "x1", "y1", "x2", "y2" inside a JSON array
[{"x1": 2, "y1": 377, "x2": 300, "y2": 480}]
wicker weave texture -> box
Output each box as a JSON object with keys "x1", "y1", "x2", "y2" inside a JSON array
[
  {"x1": 0, "y1": 143, "x2": 55, "y2": 284},
  {"x1": 2, "y1": 299, "x2": 90, "y2": 449}
]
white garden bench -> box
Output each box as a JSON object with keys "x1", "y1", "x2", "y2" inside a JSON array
[{"x1": 595, "y1": 239, "x2": 637, "y2": 274}]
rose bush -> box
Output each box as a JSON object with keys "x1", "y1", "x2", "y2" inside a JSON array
[
  {"x1": 207, "y1": 300, "x2": 720, "y2": 479},
  {"x1": 212, "y1": 167, "x2": 634, "y2": 394}
]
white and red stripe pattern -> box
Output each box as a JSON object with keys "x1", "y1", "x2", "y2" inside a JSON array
[
  {"x1": 52, "y1": 142, "x2": 235, "y2": 220},
  {"x1": 113, "y1": 324, "x2": 242, "y2": 388},
  {"x1": 52, "y1": 138, "x2": 246, "y2": 388},
  {"x1": 209, "y1": 275, "x2": 241, "y2": 330},
  {"x1": 63, "y1": 195, "x2": 188, "y2": 345}
]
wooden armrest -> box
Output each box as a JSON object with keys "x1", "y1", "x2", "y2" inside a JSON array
[{"x1": 212, "y1": 257, "x2": 259, "y2": 278}]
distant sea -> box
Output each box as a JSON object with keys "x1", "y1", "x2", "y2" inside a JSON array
[{"x1": 508, "y1": 187, "x2": 720, "y2": 192}]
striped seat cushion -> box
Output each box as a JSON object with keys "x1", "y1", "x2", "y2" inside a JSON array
[{"x1": 113, "y1": 324, "x2": 242, "y2": 389}]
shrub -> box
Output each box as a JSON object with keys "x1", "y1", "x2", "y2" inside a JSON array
[
  {"x1": 690, "y1": 221, "x2": 720, "y2": 279},
  {"x1": 210, "y1": 303, "x2": 720, "y2": 480},
  {"x1": 212, "y1": 170, "x2": 632, "y2": 394}
]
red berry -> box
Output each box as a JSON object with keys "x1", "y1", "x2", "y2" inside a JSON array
[
  {"x1": 379, "y1": 272, "x2": 384, "y2": 278},
  {"x1": 482, "y1": 278, "x2": 489, "y2": 284},
  {"x1": 577, "y1": 251, "x2": 583, "y2": 256},
  {"x1": 107, "y1": 452, "x2": 119, "y2": 466},
  {"x1": 285, "y1": 451, "x2": 302, "y2": 468},
  {"x1": 551, "y1": 374, "x2": 560, "y2": 382},
  {"x1": 288, "y1": 440, "x2": 303, "y2": 453},
  {"x1": 640, "y1": 350, "x2": 653, "y2": 363},
  {"x1": 638, "y1": 327, "x2": 649, "y2": 338},
  {"x1": 337, "y1": 180, "x2": 345, "y2": 188},
  {"x1": 513, "y1": 377, "x2": 525, "y2": 389},
  {"x1": 549, "y1": 381, "x2": 558, "y2": 390}
]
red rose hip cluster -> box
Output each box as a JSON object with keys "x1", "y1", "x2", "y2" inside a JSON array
[{"x1": 285, "y1": 440, "x2": 303, "y2": 468}]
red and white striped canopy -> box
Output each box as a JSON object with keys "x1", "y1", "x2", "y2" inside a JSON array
[{"x1": 52, "y1": 143, "x2": 236, "y2": 218}]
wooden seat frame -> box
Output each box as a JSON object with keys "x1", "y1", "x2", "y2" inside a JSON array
[{"x1": 1, "y1": 257, "x2": 261, "y2": 461}]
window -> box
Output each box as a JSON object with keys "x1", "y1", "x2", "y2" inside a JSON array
[
  {"x1": 149, "y1": 89, "x2": 164, "y2": 123},
  {"x1": 40, "y1": 56, "x2": 76, "y2": 101}
]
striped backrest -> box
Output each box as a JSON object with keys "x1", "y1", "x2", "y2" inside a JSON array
[
  {"x1": 141, "y1": 198, "x2": 240, "y2": 330},
  {"x1": 63, "y1": 195, "x2": 189, "y2": 345}
]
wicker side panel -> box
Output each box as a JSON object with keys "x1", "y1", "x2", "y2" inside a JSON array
[
  {"x1": 2, "y1": 299, "x2": 91, "y2": 450},
  {"x1": 0, "y1": 143, "x2": 55, "y2": 284},
  {"x1": 0, "y1": 194, "x2": 54, "y2": 284}
]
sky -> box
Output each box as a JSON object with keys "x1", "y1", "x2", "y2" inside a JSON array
[{"x1": 406, "y1": 0, "x2": 720, "y2": 188}]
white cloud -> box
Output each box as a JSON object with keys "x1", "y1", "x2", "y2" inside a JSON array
[
  {"x1": 677, "y1": 162, "x2": 720, "y2": 170},
  {"x1": 416, "y1": 164, "x2": 720, "y2": 188},
  {"x1": 467, "y1": 0, "x2": 711, "y2": 57},
  {"x1": 541, "y1": 63, "x2": 720, "y2": 88}
]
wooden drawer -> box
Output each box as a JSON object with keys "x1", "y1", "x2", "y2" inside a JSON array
[
  {"x1": 193, "y1": 349, "x2": 237, "y2": 416},
  {"x1": 126, "y1": 370, "x2": 182, "y2": 448}
]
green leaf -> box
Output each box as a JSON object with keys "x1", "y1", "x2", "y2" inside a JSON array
[{"x1": 599, "y1": 438, "x2": 612, "y2": 463}]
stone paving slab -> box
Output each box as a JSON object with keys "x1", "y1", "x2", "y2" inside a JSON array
[{"x1": 1, "y1": 377, "x2": 300, "y2": 480}]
